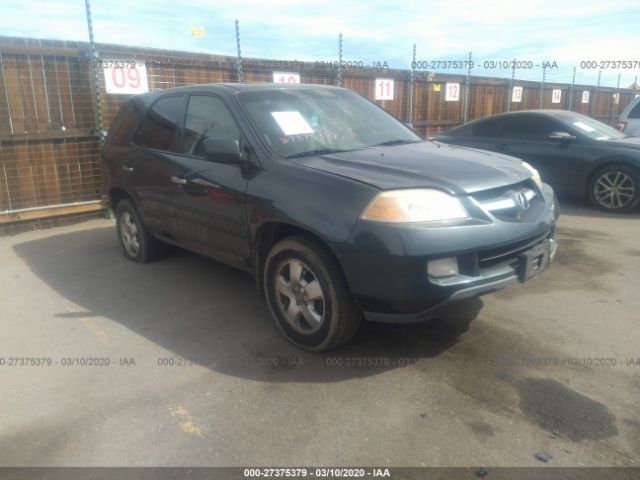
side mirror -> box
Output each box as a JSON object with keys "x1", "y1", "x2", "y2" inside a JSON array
[
  {"x1": 203, "y1": 138, "x2": 241, "y2": 163},
  {"x1": 548, "y1": 131, "x2": 576, "y2": 142}
]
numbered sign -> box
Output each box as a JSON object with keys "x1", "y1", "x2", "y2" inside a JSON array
[
  {"x1": 613, "y1": 93, "x2": 620, "y2": 104},
  {"x1": 103, "y1": 60, "x2": 148, "y2": 95},
  {"x1": 375, "y1": 78, "x2": 394, "y2": 100},
  {"x1": 273, "y1": 72, "x2": 300, "y2": 84},
  {"x1": 551, "y1": 89, "x2": 562, "y2": 104},
  {"x1": 512, "y1": 86, "x2": 523, "y2": 103},
  {"x1": 581, "y1": 91, "x2": 590, "y2": 103},
  {"x1": 445, "y1": 83, "x2": 460, "y2": 102}
]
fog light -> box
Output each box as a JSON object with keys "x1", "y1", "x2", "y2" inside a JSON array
[{"x1": 428, "y1": 257, "x2": 459, "y2": 278}]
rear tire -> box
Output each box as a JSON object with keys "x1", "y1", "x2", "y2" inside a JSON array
[
  {"x1": 263, "y1": 235, "x2": 362, "y2": 352},
  {"x1": 588, "y1": 165, "x2": 640, "y2": 213},
  {"x1": 115, "y1": 199, "x2": 169, "y2": 263}
]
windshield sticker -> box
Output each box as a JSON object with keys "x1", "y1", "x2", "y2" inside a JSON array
[
  {"x1": 271, "y1": 111, "x2": 314, "y2": 135},
  {"x1": 572, "y1": 121, "x2": 596, "y2": 133}
]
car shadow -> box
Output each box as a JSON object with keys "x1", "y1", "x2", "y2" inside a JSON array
[
  {"x1": 557, "y1": 194, "x2": 640, "y2": 219},
  {"x1": 13, "y1": 225, "x2": 483, "y2": 383}
]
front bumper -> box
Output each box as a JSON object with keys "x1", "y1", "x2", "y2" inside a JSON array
[{"x1": 331, "y1": 183, "x2": 559, "y2": 323}]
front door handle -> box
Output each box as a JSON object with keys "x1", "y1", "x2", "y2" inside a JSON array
[
  {"x1": 496, "y1": 143, "x2": 508, "y2": 150},
  {"x1": 171, "y1": 176, "x2": 188, "y2": 185},
  {"x1": 122, "y1": 165, "x2": 134, "y2": 173}
]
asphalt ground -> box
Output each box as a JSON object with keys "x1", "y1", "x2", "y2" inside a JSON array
[{"x1": 0, "y1": 197, "x2": 639, "y2": 467}]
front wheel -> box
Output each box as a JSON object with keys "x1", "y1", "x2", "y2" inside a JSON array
[
  {"x1": 588, "y1": 165, "x2": 640, "y2": 213},
  {"x1": 263, "y1": 235, "x2": 362, "y2": 352}
]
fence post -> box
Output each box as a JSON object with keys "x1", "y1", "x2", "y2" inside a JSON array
[
  {"x1": 408, "y1": 43, "x2": 416, "y2": 124},
  {"x1": 337, "y1": 33, "x2": 343, "y2": 87},
  {"x1": 591, "y1": 70, "x2": 601, "y2": 117},
  {"x1": 84, "y1": 0, "x2": 105, "y2": 143},
  {"x1": 463, "y1": 52, "x2": 471, "y2": 122},
  {"x1": 507, "y1": 59, "x2": 515, "y2": 112},
  {"x1": 539, "y1": 63, "x2": 546, "y2": 109},
  {"x1": 568, "y1": 67, "x2": 576, "y2": 111},
  {"x1": 235, "y1": 19, "x2": 243, "y2": 82},
  {"x1": 610, "y1": 72, "x2": 621, "y2": 124}
]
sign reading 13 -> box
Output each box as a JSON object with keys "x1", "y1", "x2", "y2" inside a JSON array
[{"x1": 375, "y1": 78, "x2": 394, "y2": 100}]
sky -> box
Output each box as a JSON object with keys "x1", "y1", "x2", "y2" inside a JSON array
[{"x1": 1, "y1": 0, "x2": 639, "y2": 87}]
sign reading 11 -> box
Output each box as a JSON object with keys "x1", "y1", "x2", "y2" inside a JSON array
[{"x1": 375, "y1": 78, "x2": 394, "y2": 100}]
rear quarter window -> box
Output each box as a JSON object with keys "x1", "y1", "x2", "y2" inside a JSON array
[{"x1": 106, "y1": 99, "x2": 145, "y2": 146}]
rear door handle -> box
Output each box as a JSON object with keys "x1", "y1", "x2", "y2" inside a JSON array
[
  {"x1": 122, "y1": 165, "x2": 134, "y2": 173},
  {"x1": 496, "y1": 143, "x2": 508, "y2": 150},
  {"x1": 171, "y1": 176, "x2": 188, "y2": 185}
]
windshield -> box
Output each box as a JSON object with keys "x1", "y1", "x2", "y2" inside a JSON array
[
  {"x1": 237, "y1": 88, "x2": 422, "y2": 158},
  {"x1": 567, "y1": 115, "x2": 628, "y2": 141}
]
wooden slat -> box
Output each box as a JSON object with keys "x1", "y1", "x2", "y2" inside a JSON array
[{"x1": 0, "y1": 201, "x2": 102, "y2": 223}]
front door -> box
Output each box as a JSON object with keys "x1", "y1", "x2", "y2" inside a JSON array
[{"x1": 172, "y1": 94, "x2": 251, "y2": 267}]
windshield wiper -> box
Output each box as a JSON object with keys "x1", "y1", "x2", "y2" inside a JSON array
[
  {"x1": 285, "y1": 148, "x2": 350, "y2": 159},
  {"x1": 371, "y1": 139, "x2": 421, "y2": 147}
]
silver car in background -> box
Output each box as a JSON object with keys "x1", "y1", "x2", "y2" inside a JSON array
[{"x1": 617, "y1": 96, "x2": 640, "y2": 136}]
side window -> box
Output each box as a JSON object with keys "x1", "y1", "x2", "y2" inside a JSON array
[
  {"x1": 472, "y1": 118, "x2": 500, "y2": 137},
  {"x1": 140, "y1": 95, "x2": 183, "y2": 152},
  {"x1": 500, "y1": 115, "x2": 560, "y2": 140},
  {"x1": 628, "y1": 101, "x2": 640, "y2": 119},
  {"x1": 107, "y1": 99, "x2": 145, "y2": 146},
  {"x1": 183, "y1": 95, "x2": 240, "y2": 157}
]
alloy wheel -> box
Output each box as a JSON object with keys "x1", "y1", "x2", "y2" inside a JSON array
[
  {"x1": 593, "y1": 171, "x2": 636, "y2": 210},
  {"x1": 120, "y1": 211, "x2": 141, "y2": 257},
  {"x1": 274, "y1": 259, "x2": 325, "y2": 334}
]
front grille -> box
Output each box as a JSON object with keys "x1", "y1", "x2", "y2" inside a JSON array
[
  {"x1": 477, "y1": 229, "x2": 552, "y2": 270},
  {"x1": 471, "y1": 180, "x2": 544, "y2": 222}
]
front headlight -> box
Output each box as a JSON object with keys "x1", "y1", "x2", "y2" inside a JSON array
[
  {"x1": 521, "y1": 161, "x2": 542, "y2": 189},
  {"x1": 360, "y1": 189, "x2": 469, "y2": 223}
]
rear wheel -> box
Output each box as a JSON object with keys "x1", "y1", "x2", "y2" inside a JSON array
[
  {"x1": 588, "y1": 165, "x2": 640, "y2": 213},
  {"x1": 115, "y1": 199, "x2": 168, "y2": 263},
  {"x1": 263, "y1": 235, "x2": 362, "y2": 352}
]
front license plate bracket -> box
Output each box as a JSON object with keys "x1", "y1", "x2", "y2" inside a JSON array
[{"x1": 518, "y1": 240, "x2": 551, "y2": 282}]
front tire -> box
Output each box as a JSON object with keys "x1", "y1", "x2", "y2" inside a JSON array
[
  {"x1": 588, "y1": 165, "x2": 640, "y2": 213},
  {"x1": 263, "y1": 235, "x2": 362, "y2": 352},
  {"x1": 115, "y1": 199, "x2": 168, "y2": 263}
]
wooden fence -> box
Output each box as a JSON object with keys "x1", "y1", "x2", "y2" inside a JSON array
[{"x1": 0, "y1": 35, "x2": 635, "y2": 226}]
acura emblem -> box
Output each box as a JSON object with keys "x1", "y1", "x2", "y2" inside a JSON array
[{"x1": 514, "y1": 191, "x2": 530, "y2": 210}]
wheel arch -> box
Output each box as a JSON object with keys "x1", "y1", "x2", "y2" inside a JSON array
[
  {"x1": 253, "y1": 221, "x2": 343, "y2": 295},
  {"x1": 108, "y1": 187, "x2": 135, "y2": 212},
  {"x1": 585, "y1": 158, "x2": 640, "y2": 196}
]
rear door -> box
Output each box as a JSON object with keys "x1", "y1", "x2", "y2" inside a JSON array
[
  {"x1": 128, "y1": 94, "x2": 185, "y2": 241},
  {"x1": 171, "y1": 93, "x2": 251, "y2": 267}
]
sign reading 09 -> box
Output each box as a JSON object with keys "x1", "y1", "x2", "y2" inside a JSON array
[{"x1": 103, "y1": 60, "x2": 149, "y2": 95}]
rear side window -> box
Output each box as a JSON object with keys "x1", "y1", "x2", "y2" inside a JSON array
[
  {"x1": 500, "y1": 115, "x2": 560, "y2": 140},
  {"x1": 140, "y1": 95, "x2": 183, "y2": 152},
  {"x1": 628, "y1": 100, "x2": 640, "y2": 119},
  {"x1": 472, "y1": 117, "x2": 501, "y2": 137}
]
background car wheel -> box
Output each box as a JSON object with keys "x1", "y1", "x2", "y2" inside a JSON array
[
  {"x1": 263, "y1": 234, "x2": 362, "y2": 352},
  {"x1": 588, "y1": 165, "x2": 640, "y2": 213},
  {"x1": 115, "y1": 199, "x2": 169, "y2": 263}
]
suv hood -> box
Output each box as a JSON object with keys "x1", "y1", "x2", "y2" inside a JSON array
[{"x1": 298, "y1": 141, "x2": 531, "y2": 194}]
